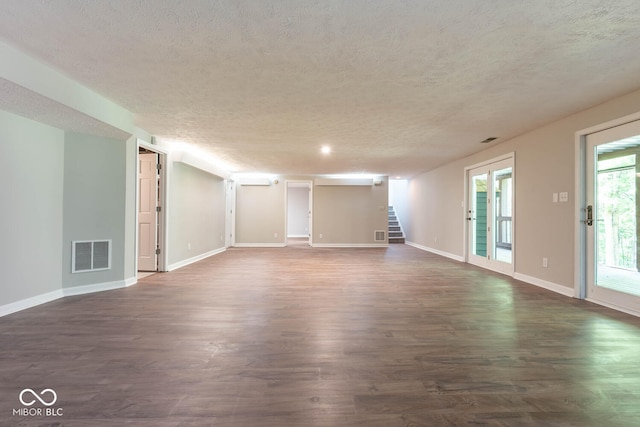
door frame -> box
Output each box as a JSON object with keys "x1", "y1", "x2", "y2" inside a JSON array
[
  {"x1": 285, "y1": 180, "x2": 313, "y2": 246},
  {"x1": 464, "y1": 152, "x2": 515, "y2": 276},
  {"x1": 575, "y1": 111, "x2": 640, "y2": 314},
  {"x1": 225, "y1": 179, "x2": 236, "y2": 248},
  {"x1": 136, "y1": 139, "x2": 169, "y2": 274}
]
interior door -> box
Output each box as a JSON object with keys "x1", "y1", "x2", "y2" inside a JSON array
[
  {"x1": 138, "y1": 152, "x2": 158, "y2": 271},
  {"x1": 585, "y1": 120, "x2": 640, "y2": 313},
  {"x1": 467, "y1": 157, "x2": 514, "y2": 275}
]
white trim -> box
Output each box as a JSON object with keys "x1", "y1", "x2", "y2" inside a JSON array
[
  {"x1": 285, "y1": 180, "x2": 313, "y2": 247},
  {"x1": 287, "y1": 234, "x2": 309, "y2": 238},
  {"x1": 233, "y1": 243, "x2": 287, "y2": 248},
  {"x1": 138, "y1": 138, "x2": 169, "y2": 154},
  {"x1": 574, "y1": 113, "x2": 640, "y2": 302},
  {"x1": 586, "y1": 297, "x2": 640, "y2": 318},
  {"x1": 0, "y1": 289, "x2": 64, "y2": 317},
  {"x1": 167, "y1": 247, "x2": 226, "y2": 271},
  {"x1": 463, "y1": 151, "x2": 516, "y2": 172},
  {"x1": 135, "y1": 141, "x2": 169, "y2": 274},
  {"x1": 124, "y1": 276, "x2": 137, "y2": 287},
  {"x1": 62, "y1": 279, "x2": 128, "y2": 297},
  {"x1": 312, "y1": 243, "x2": 389, "y2": 248},
  {"x1": 406, "y1": 241, "x2": 465, "y2": 262},
  {"x1": 513, "y1": 273, "x2": 575, "y2": 298}
]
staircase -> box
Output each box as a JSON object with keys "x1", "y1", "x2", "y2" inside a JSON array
[{"x1": 388, "y1": 206, "x2": 405, "y2": 244}]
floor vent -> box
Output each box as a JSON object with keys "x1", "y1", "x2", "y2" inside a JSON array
[
  {"x1": 72, "y1": 240, "x2": 112, "y2": 273},
  {"x1": 374, "y1": 230, "x2": 386, "y2": 242}
]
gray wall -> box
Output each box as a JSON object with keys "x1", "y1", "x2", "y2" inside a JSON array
[
  {"x1": 0, "y1": 110, "x2": 65, "y2": 306},
  {"x1": 168, "y1": 162, "x2": 226, "y2": 265},
  {"x1": 62, "y1": 132, "x2": 126, "y2": 288},
  {"x1": 404, "y1": 87, "x2": 640, "y2": 291}
]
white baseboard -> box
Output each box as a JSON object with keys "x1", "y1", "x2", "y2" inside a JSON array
[
  {"x1": 513, "y1": 273, "x2": 575, "y2": 297},
  {"x1": 0, "y1": 289, "x2": 64, "y2": 317},
  {"x1": 62, "y1": 279, "x2": 128, "y2": 297},
  {"x1": 405, "y1": 241, "x2": 465, "y2": 262},
  {"x1": 312, "y1": 243, "x2": 389, "y2": 248},
  {"x1": 233, "y1": 243, "x2": 286, "y2": 248},
  {"x1": 167, "y1": 247, "x2": 226, "y2": 271},
  {"x1": 124, "y1": 276, "x2": 137, "y2": 287}
]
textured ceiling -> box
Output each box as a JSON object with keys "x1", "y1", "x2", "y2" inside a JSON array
[{"x1": 2, "y1": 0, "x2": 640, "y2": 177}]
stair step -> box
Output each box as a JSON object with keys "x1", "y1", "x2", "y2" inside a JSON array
[
  {"x1": 389, "y1": 237, "x2": 405, "y2": 244},
  {"x1": 389, "y1": 226, "x2": 401, "y2": 232}
]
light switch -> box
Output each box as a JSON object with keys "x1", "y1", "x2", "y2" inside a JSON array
[
  {"x1": 553, "y1": 193, "x2": 558, "y2": 203},
  {"x1": 559, "y1": 192, "x2": 569, "y2": 202}
]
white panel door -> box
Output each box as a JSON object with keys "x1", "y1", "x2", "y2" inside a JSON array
[
  {"x1": 585, "y1": 120, "x2": 640, "y2": 313},
  {"x1": 138, "y1": 153, "x2": 158, "y2": 271}
]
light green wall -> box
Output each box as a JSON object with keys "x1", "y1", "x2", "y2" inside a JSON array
[
  {"x1": 168, "y1": 162, "x2": 227, "y2": 264},
  {"x1": 0, "y1": 110, "x2": 65, "y2": 306},
  {"x1": 62, "y1": 132, "x2": 126, "y2": 288}
]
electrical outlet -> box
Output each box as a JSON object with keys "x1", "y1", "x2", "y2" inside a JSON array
[
  {"x1": 542, "y1": 257, "x2": 548, "y2": 268},
  {"x1": 319, "y1": 233, "x2": 323, "y2": 239},
  {"x1": 274, "y1": 232, "x2": 278, "y2": 238}
]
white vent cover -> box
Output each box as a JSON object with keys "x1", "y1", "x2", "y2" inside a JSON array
[
  {"x1": 72, "y1": 240, "x2": 112, "y2": 273},
  {"x1": 374, "y1": 230, "x2": 386, "y2": 242}
]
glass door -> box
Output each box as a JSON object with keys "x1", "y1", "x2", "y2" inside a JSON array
[
  {"x1": 585, "y1": 120, "x2": 640, "y2": 313},
  {"x1": 467, "y1": 157, "x2": 514, "y2": 275}
]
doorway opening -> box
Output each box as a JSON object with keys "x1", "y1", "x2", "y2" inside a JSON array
[
  {"x1": 136, "y1": 142, "x2": 167, "y2": 277},
  {"x1": 286, "y1": 181, "x2": 312, "y2": 247}
]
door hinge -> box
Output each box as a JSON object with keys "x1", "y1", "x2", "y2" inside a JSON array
[
  {"x1": 156, "y1": 163, "x2": 162, "y2": 171},
  {"x1": 156, "y1": 206, "x2": 161, "y2": 212},
  {"x1": 155, "y1": 248, "x2": 161, "y2": 255}
]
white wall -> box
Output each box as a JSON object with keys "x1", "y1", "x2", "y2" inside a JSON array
[
  {"x1": 404, "y1": 87, "x2": 640, "y2": 291},
  {"x1": 287, "y1": 186, "x2": 309, "y2": 237},
  {"x1": 0, "y1": 111, "x2": 65, "y2": 308}
]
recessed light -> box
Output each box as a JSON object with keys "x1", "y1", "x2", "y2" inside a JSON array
[{"x1": 321, "y1": 145, "x2": 331, "y2": 155}]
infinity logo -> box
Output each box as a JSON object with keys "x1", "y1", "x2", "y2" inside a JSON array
[{"x1": 19, "y1": 389, "x2": 57, "y2": 407}]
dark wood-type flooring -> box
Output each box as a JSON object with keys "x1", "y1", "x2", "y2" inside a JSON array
[{"x1": 2, "y1": 245, "x2": 640, "y2": 426}]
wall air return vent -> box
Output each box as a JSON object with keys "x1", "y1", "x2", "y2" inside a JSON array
[
  {"x1": 72, "y1": 240, "x2": 112, "y2": 273},
  {"x1": 374, "y1": 230, "x2": 387, "y2": 242}
]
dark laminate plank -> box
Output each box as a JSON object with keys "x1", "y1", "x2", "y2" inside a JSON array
[{"x1": 1, "y1": 245, "x2": 640, "y2": 426}]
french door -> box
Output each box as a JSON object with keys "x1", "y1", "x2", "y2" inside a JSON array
[
  {"x1": 585, "y1": 120, "x2": 640, "y2": 313},
  {"x1": 467, "y1": 157, "x2": 514, "y2": 275}
]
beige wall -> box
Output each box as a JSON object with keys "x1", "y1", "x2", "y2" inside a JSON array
[
  {"x1": 235, "y1": 176, "x2": 389, "y2": 246},
  {"x1": 313, "y1": 177, "x2": 389, "y2": 245},
  {"x1": 402, "y1": 87, "x2": 640, "y2": 291}
]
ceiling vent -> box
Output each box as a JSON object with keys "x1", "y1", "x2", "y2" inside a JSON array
[
  {"x1": 480, "y1": 137, "x2": 498, "y2": 144},
  {"x1": 72, "y1": 240, "x2": 112, "y2": 273}
]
